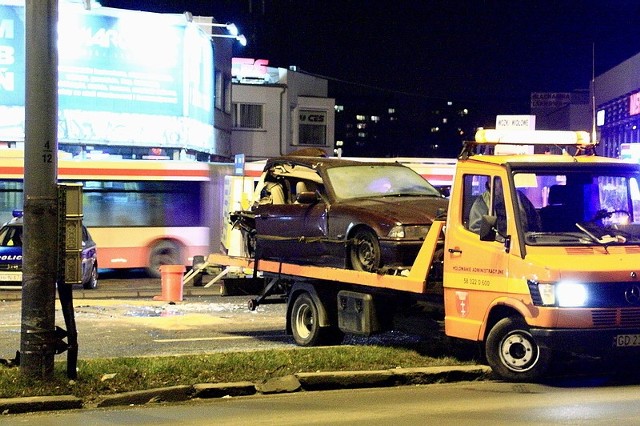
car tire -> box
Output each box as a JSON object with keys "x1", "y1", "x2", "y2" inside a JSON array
[
  {"x1": 147, "y1": 239, "x2": 182, "y2": 278},
  {"x1": 82, "y1": 264, "x2": 98, "y2": 290},
  {"x1": 349, "y1": 228, "x2": 381, "y2": 272},
  {"x1": 246, "y1": 228, "x2": 257, "y2": 258},
  {"x1": 485, "y1": 316, "x2": 551, "y2": 382}
]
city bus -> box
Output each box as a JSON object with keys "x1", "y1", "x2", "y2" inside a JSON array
[{"x1": 0, "y1": 149, "x2": 232, "y2": 277}]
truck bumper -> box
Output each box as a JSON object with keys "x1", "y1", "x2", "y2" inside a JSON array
[{"x1": 531, "y1": 327, "x2": 640, "y2": 356}]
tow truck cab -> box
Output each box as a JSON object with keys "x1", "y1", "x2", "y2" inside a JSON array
[{"x1": 444, "y1": 129, "x2": 640, "y2": 380}]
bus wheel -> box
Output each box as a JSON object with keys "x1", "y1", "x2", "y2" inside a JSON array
[
  {"x1": 147, "y1": 240, "x2": 181, "y2": 278},
  {"x1": 485, "y1": 316, "x2": 551, "y2": 382}
]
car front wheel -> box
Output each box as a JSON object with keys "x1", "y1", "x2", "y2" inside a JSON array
[{"x1": 349, "y1": 228, "x2": 381, "y2": 272}]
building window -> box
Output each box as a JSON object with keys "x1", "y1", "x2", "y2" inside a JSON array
[
  {"x1": 215, "y1": 70, "x2": 223, "y2": 111},
  {"x1": 233, "y1": 103, "x2": 264, "y2": 129},
  {"x1": 223, "y1": 76, "x2": 232, "y2": 114},
  {"x1": 298, "y1": 110, "x2": 327, "y2": 146}
]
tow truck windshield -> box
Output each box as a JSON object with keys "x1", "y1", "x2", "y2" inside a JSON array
[{"x1": 512, "y1": 165, "x2": 640, "y2": 246}]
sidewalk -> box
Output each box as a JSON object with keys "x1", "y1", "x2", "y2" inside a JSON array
[{"x1": 0, "y1": 277, "x2": 224, "y2": 301}]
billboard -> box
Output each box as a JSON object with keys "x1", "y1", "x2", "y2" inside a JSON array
[{"x1": 0, "y1": 3, "x2": 214, "y2": 152}]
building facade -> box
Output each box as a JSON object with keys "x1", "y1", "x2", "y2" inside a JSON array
[
  {"x1": 593, "y1": 52, "x2": 640, "y2": 159},
  {"x1": 530, "y1": 90, "x2": 592, "y2": 133},
  {"x1": 230, "y1": 59, "x2": 335, "y2": 160}
]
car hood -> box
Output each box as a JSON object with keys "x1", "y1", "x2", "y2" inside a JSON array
[{"x1": 336, "y1": 196, "x2": 447, "y2": 224}]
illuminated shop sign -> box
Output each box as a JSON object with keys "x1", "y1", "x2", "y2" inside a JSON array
[
  {"x1": 530, "y1": 92, "x2": 571, "y2": 109},
  {"x1": 232, "y1": 58, "x2": 281, "y2": 84},
  {"x1": 495, "y1": 115, "x2": 536, "y2": 130},
  {"x1": 299, "y1": 111, "x2": 326, "y2": 124},
  {"x1": 0, "y1": 4, "x2": 214, "y2": 151}
]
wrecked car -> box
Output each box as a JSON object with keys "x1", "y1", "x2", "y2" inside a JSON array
[{"x1": 230, "y1": 156, "x2": 448, "y2": 272}]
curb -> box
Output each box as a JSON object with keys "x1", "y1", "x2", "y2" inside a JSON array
[
  {"x1": 0, "y1": 365, "x2": 492, "y2": 414},
  {"x1": 0, "y1": 285, "x2": 223, "y2": 301}
]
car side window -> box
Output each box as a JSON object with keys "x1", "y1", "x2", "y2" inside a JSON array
[{"x1": 0, "y1": 226, "x2": 21, "y2": 247}]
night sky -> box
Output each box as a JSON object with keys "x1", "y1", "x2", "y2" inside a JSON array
[{"x1": 100, "y1": 0, "x2": 640, "y2": 122}]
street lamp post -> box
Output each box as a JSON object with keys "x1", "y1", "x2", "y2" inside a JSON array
[{"x1": 183, "y1": 12, "x2": 248, "y2": 46}]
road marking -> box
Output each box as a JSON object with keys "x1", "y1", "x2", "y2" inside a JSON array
[{"x1": 154, "y1": 335, "x2": 285, "y2": 343}]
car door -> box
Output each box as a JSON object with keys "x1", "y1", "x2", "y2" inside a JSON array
[{"x1": 254, "y1": 178, "x2": 329, "y2": 264}]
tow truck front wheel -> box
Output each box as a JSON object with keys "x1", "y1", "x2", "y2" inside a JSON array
[{"x1": 485, "y1": 316, "x2": 551, "y2": 382}]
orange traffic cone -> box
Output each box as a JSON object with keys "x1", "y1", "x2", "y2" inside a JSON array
[{"x1": 154, "y1": 265, "x2": 186, "y2": 302}]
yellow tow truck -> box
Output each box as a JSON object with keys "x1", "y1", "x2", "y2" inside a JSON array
[{"x1": 202, "y1": 129, "x2": 640, "y2": 381}]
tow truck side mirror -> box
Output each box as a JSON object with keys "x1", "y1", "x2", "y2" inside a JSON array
[
  {"x1": 479, "y1": 215, "x2": 497, "y2": 241},
  {"x1": 480, "y1": 215, "x2": 511, "y2": 253}
]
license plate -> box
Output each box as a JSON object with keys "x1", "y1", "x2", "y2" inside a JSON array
[
  {"x1": 0, "y1": 272, "x2": 22, "y2": 282},
  {"x1": 615, "y1": 334, "x2": 640, "y2": 347}
]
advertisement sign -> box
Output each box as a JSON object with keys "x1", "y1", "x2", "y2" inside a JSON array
[
  {"x1": 0, "y1": 3, "x2": 214, "y2": 151},
  {"x1": 234, "y1": 153, "x2": 245, "y2": 176},
  {"x1": 530, "y1": 92, "x2": 571, "y2": 109}
]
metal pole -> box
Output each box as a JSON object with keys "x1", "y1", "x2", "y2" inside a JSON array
[{"x1": 20, "y1": 0, "x2": 59, "y2": 379}]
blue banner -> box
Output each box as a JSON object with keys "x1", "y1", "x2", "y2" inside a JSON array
[{"x1": 0, "y1": 5, "x2": 25, "y2": 107}]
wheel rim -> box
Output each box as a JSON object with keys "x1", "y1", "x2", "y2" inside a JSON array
[
  {"x1": 354, "y1": 235, "x2": 376, "y2": 271},
  {"x1": 294, "y1": 303, "x2": 313, "y2": 340},
  {"x1": 499, "y1": 330, "x2": 539, "y2": 372},
  {"x1": 89, "y1": 267, "x2": 98, "y2": 288}
]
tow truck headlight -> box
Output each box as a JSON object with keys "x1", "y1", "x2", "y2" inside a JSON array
[
  {"x1": 388, "y1": 225, "x2": 429, "y2": 239},
  {"x1": 556, "y1": 282, "x2": 588, "y2": 307},
  {"x1": 529, "y1": 281, "x2": 588, "y2": 307}
]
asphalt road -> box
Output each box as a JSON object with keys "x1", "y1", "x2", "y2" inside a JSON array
[
  {"x1": 6, "y1": 381, "x2": 640, "y2": 425},
  {"x1": 0, "y1": 274, "x2": 294, "y2": 361},
  {"x1": 0, "y1": 273, "x2": 457, "y2": 362}
]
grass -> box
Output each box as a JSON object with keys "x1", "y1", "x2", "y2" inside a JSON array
[{"x1": 0, "y1": 345, "x2": 477, "y2": 403}]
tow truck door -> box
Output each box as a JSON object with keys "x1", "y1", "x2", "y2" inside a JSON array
[{"x1": 443, "y1": 173, "x2": 512, "y2": 341}]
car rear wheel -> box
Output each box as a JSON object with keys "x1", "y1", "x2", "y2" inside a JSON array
[
  {"x1": 147, "y1": 239, "x2": 182, "y2": 278},
  {"x1": 349, "y1": 228, "x2": 381, "y2": 272},
  {"x1": 82, "y1": 264, "x2": 98, "y2": 289}
]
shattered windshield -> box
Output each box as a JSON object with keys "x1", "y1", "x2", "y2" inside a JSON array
[
  {"x1": 327, "y1": 165, "x2": 442, "y2": 200},
  {"x1": 511, "y1": 166, "x2": 640, "y2": 246}
]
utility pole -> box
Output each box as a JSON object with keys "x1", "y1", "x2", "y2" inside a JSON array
[{"x1": 20, "y1": 0, "x2": 59, "y2": 379}]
